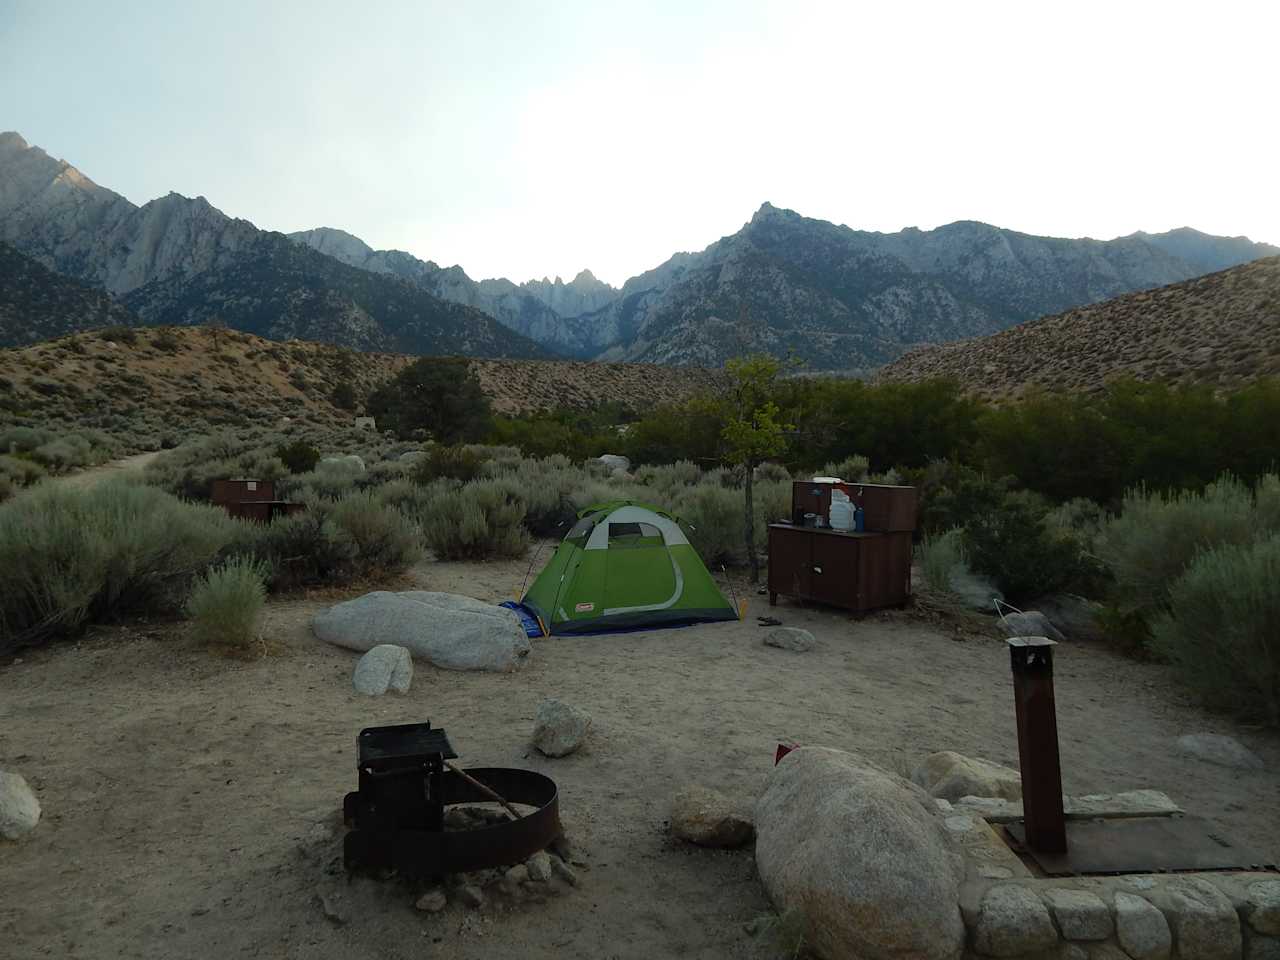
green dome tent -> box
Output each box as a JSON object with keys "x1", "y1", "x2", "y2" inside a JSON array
[{"x1": 521, "y1": 500, "x2": 738, "y2": 635}]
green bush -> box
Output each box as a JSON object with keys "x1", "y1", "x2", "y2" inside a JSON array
[
  {"x1": 752, "y1": 479, "x2": 792, "y2": 555},
  {"x1": 276, "y1": 440, "x2": 320, "y2": 474},
  {"x1": 231, "y1": 511, "x2": 354, "y2": 589},
  {"x1": 1097, "y1": 475, "x2": 1256, "y2": 619},
  {"x1": 412, "y1": 445, "x2": 484, "y2": 484},
  {"x1": 366, "y1": 357, "x2": 493, "y2": 443},
  {"x1": 674, "y1": 483, "x2": 743, "y2": 567},
  {"x1": 0, "y1": 482, "x2": 236, "y2": 649},
  {"x1": 961, "y1": 493, "x2": 1088, "y2": 603},
  {"x1": 421, "y1": 480, "x2": 530, "y2": 561},
  {"x1": 1151, "y1": 535, "x2": 1280, "y2": 724},
  {"x1": 919, "y1": 528, "x2": 967, "y2": 595},
  {"x1": 0, "y1": 454, "x2": 47, "y2": 492},
  {"x1": 822, "y1": 455, "x2": 869, "y2": 482},
  {"x1": 755, "y1": 461, "x2": 792, "y2": 485},
  {"x1": 328, "y1": 492, "x2": 421, "y2": 577},
  {"x1": 186, "y1": 556, "x2": 268, "y2": 648}
]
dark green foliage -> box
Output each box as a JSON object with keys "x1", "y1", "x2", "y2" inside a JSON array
[
  {"x1": 961, "y1": 492, "x2": 1092, "y2": 604},
  {"x1": 411, "y1": 445, "x2": 484, "y2": 484},
  {"x1": 367, "y1": 357, "x2": 493, "y2": 444},
  {"x1": 150, "y1": 330, "x2": 180, "y2": 351},
  {"x1": 0, "y1": 242, "x2": 139, "y2": 348},
  {"x1": 98, "y1": 325, "x2": 137, "y2": 345},
  {"x1": 276, "y1": 440, "x2": 320, "y2": 474},
  {"x1": 330, "y1": 381, "x2": 357, "y2": 411}
]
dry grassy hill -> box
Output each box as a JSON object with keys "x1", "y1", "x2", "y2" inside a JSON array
[
  {"x1": 876, "y1": 256, "x2": 1280, "y2": 400},
  {"x1": 0, "y1": 326, "x2": 725, "y2": 445}
]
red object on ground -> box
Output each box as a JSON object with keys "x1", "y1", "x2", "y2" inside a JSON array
[{"x1": 775, "y1": 743, "x2": 799, "y2": 765}]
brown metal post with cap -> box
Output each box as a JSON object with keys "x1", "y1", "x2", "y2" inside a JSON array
[{"x1": 1007, "y1": 636, "x2": 1067, "y2": 853}]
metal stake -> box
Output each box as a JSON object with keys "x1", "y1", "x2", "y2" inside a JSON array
[{"x1": 1007, "y1": 636, "x2": 1067, "y2": 854}]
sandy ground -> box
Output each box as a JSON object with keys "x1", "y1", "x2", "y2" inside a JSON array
[
  {"x1": 2, "y1": 553, "x2": 1278, "y2": 960},
  {"x1": 51, "y1": 451, "x2": 162, "y2": 490}
]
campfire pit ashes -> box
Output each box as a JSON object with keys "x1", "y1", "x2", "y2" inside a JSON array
[{"x1": 343, "y1": 721, "x2": 563, "y2": 879}]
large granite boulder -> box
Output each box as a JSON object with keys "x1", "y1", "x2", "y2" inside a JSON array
[
  {"x1": 314, "y1": 591, "x2": 531, "y2": 672},
  {"x1": 912, "y1": 751, "x2": 1023, "y2": 802},
  {"x1": 755, "y1": 746, "x2": 966, "y2": 960}
]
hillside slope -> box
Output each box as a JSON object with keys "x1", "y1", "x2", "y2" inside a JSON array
[
  {"x1": 0, "y1": 241, "x2": 138, "y2": 346},
  {"x1": 875, "y1": 257, "x2": 1280, "y2": 399},
  {"x1": 0, "y1": 133, "x2": 546, "y2": 358},
  {"x1": 0, "y1": 326, "x2": 724, "y2": 446}
]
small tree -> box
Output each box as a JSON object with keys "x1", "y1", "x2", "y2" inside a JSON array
[
  {"x1": 365, "y1": 357, "x2": 492, "y2": 444},
  {"x1": 721, "y1": 354, "x2": 790, "y2": 583}
]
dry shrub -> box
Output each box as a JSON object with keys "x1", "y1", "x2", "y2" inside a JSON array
[{"x1": 186, "y1": 556, "x2": 268, "y2": 649}]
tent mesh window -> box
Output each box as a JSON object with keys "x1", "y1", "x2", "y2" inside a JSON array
[
  {"x1": 608, "y1": 521, "x2": 664, "y2": 548},
  {"x1": 566, "y1": 516, "x2": 596, "y2": 543}
]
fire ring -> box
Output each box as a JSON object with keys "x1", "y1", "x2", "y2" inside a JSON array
[{"x1": 342, "y1": 723, "x2": 563, "y2": 879}]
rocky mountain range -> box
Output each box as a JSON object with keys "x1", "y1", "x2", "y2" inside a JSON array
[
  {"x1": 0, "y1": 241, "x2": 137, "y2": 346},
  {"x1": 2, "y1": 130, "x2": 1277, "y2": 369},
  {"x1": 288, "y1": 226, "x2": 615, "y2": 354},
  {"x1": 0, "y1": 132, "x2": 547, "y2": 358},
  {"x1": 875, "y1": 256, "x2": 1280, "y2": 399}
]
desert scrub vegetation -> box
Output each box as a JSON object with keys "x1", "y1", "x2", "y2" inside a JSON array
[
  {"x1": 1151, "y1": 534, "x2": 1280, "y2": 724},
  {"x1": 1096, "y1": 474, "x2": 1279, "y2": 652},
  {"x1": 420, "y1": 480, "x2": 530, "y2": 561},
  {"x1": 0, "y1": 482, "x2": 237, "y2": 651},
  {"x1": 186, "y1": 556, "x2": 269, "y2": 650}
]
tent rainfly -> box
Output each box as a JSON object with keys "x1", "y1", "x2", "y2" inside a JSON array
[{"x1": 522, "y1": 500, "x2": 737, "y2": 635}]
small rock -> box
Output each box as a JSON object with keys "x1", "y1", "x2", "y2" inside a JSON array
[
  {"x1": 316, "y1": 890, "x2": 347, "y2": 925},
  {"x1": 352, "y1": 644, "x2": 413, "y2": 696},
  {"x1": 1177, "y1": 733, "x2": 1264, "y2": 770},
  {"x1": 531, "y1": 699, "x2": 591, "y2": 757},
  {"x1": 1087, "y1": 945, "x2": 1132, "y2": 960},
  {"x1": 415, "y1": 889, "x2": 447, "y2": 913},
  {"x1": 763, "y1": 627, "x2": 816, "y2": 651},
  {"x1": 0, "y1": 771, "x2": 41, "y2": 840},
  {"x1": 550, "y1": 857, "x2": 579, "y2": 887},
  {"x1": 503, "y1": 864, "x2": 529, "y2": 886},
  {"x1": 549, "y1": 833, "x2": 579, "y2": 864},
  {"x1": 526, "y1": 851, "x2": 552, "y2": 882},
  {"x1": 669, "y1": 785, "x2": 754, "y2": 848},
  {"x1": 973, "y1": 884, "x2": 1059, "y2": 957},
  {"x1": 1248, "y1": 879, "x2": 1280, "y2": 935},
  {"x1": 458, "y1": 885, "x2": 485, "y2": 909},
  {"x1": 1044, "y1": 888, "x2": 1112, "y2": 941},
  {"x1": 1114, "y1": 892, "x2": 1171, "y2": 960},
  {"x1": 1164, "y1": 876, "x2": 1242, "y2": 959},
  {"x1": 998, "y1": 611, "x2": 1066, "y2": 643},
  {"x1": 911, "y1": 751, "x2": 1022, "y2": 802}
]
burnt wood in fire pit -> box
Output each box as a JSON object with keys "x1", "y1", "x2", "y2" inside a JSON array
[{"x1": 342, "y1": 721, "x2": 562, "y2": 879}]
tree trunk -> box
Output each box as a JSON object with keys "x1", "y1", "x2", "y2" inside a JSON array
[{"x1": 744, "y1": 461, "x2": 759, "y2": 584}]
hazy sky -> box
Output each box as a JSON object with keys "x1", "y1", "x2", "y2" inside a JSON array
[{"x1": 2, "y1": 1, "x2": 1276, "y2": 285}]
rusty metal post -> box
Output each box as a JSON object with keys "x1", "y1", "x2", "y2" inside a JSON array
[{"x1": 1008, "y1": 636, "x2": 1067, "y2": 853}]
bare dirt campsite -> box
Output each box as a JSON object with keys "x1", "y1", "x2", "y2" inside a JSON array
[{"x1": 3, "y1": 547, "x2": 1277, "y2": 960}]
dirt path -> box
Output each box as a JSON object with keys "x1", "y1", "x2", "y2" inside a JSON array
[
  {"x1": 1, "y1": 556, "x2": 1277, "y2": 960},
  {"x1": 52, "y1": 450, "x2": 163, "y2": 490}
]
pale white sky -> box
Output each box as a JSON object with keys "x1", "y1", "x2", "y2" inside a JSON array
[{"x1": 2, "y1": 0, "x2": 1277, "y2": 286}]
